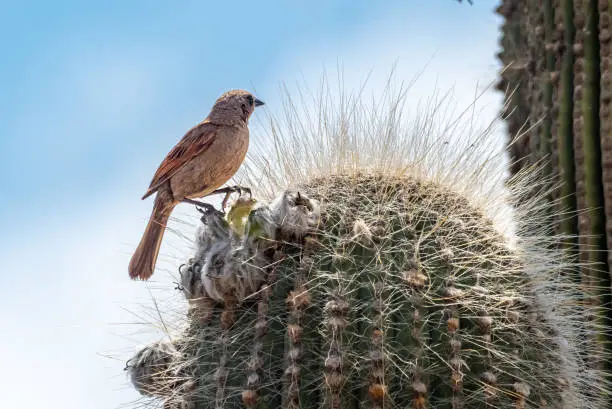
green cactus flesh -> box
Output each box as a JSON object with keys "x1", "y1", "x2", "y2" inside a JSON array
[
  {"x1": 128, "y1": 174, "x2": 588, "y2": 409},
  {"x1": 557, "y1": 0, "x2": 579, "y2": 253}
]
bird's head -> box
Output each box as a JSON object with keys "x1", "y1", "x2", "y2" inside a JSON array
[{"x1": 208, "y1": 89, "x2": 264, "y2": 125}]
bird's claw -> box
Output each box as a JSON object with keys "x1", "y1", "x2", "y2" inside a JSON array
[
  {"x1": 210, "y1": 185, "x2": 252, "y2": 198},
  {"x1": 182, "y1": 198, "x2": 224, "y2": 218},
  {"x1": 209, "y1": 185, "x2": 253, "y2": 209},
  {"x1": 196, "y1": 204, "x2": 227, "y2": 222},
  {"x1": 234, "y1": 186, "x2": 252, "y2": 199},
  {"x1": 194, "y1": 203, "x2": 217, "y2": 214}
]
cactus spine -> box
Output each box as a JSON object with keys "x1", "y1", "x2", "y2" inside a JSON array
[
  {"x1": 127, "y1": 173, "x2": 605, "y2": 408},
  {"x1": 126, "y1": 78, "x2": 608, "y2": 407}
]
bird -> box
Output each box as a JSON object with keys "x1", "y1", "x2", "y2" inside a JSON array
[{"x1": 128, "y1": 89, "x2": 265, "y2": 281}]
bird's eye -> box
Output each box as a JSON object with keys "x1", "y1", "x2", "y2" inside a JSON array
[{"x1": 246, "y1": 95, "x2": 254, "y2": 105}]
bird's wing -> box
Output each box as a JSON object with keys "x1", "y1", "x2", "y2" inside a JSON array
[{"x1": 142, "y1": 120, "x2": 218, "y2": 199}]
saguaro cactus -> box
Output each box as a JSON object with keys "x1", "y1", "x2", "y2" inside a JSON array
[
  {"x1": 126, "y1": 79, "x2": 607, "y2": 408},
  {"x1": 496, "y1": 0, "x2": 612, "y2": 386}
]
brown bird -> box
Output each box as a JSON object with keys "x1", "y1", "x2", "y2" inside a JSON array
[{"x1": 128, "y1": 89, "x2": 264, "y2": 280}]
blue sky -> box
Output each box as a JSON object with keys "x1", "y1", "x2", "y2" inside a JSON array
[{"x1": 0, "y1": 1, "x2": 502, "y2": 407}]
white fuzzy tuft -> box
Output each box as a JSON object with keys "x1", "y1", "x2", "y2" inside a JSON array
[
  {"x1": 179, "y1": 191, "x2": 321, "y2": 305},
  {"x1": 268, "y1": 190, "x2": 321, "y2": 240},
  {"x1": 127, "y1": 340, "x2": 182, "y2": 397}
]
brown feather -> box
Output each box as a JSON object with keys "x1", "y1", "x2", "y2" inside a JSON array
[
  {"x1": 129, "y1": 187, "x2": 177, "y2": 280},
  {"x1": 142, "y1": 120, "x2": 219, "y2": 199}
]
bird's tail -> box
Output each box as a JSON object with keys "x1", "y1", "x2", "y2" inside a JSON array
[{"x1": 129, "y1": 192, "x2": 175, "y2": 280}]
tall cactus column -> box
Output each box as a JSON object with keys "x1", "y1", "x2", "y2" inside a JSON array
[
  {"x1": 575, "y1": 0, "x2": 611, "y2": 374},
  {"x1": 555, "y1": 0, "x2": 580, "y2": 253},
  {"x1": 497, "y1": 1, "x2": 530, "y2": 176},
  {"x1": 527, "y1": 0, "x2": 547, "y2": 164},
  {"x1": 542, "y1": 0, "x2": 556, "y2": 188},
  {"x1": 598, "y1": 0, "x2": 612, "y2": 376},
  {"x1": 572, "y1": 0, "x2": 591, "y2": 277},
  {"x1": 496, "y1": 0, "x2": 612, "y2": 386},
  {"x1": 602, "y1": 1, "x2": 612, "y2": 274}
]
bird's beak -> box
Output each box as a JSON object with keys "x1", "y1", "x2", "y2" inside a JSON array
[{"x1": 254, "y1": 98, "x2": 265, "y2": 107}]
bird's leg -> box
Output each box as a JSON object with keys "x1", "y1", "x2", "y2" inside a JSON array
[
  {"x1": 208, "y1": 185, "x2": 252, "y2": 199},
  {"x1": 182, "y1": 198, "x2": 223, "y2": 215},
  {"x1": 221, "y1": 190, "x2": 232, "y2": 211},
  {"x1": 206, "y1": 185, "x2": 253, "y2": 209},
  {"x1": 236, "y1": 186, "x2": 252, "y2": 199}
]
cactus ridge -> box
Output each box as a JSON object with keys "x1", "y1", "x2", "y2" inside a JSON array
[{"x1": 128, "y1": 172, "x2": 601, "y2": 409}]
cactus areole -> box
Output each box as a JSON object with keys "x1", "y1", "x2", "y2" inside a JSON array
[{"x1": 127, "y1": 172, "x2": 591, "y2": 409}]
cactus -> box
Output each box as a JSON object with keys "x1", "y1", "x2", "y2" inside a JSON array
[
  {"x1": 496, "y1": 0, "x2": 612, "y2": 387},
  {"x1": 125, "y1": 77, "x2": 609, "y2": 408}
]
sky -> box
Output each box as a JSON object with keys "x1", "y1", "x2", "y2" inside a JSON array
[{"x1": 0, "y1": 1, "x2": 503, "y2": 407}]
